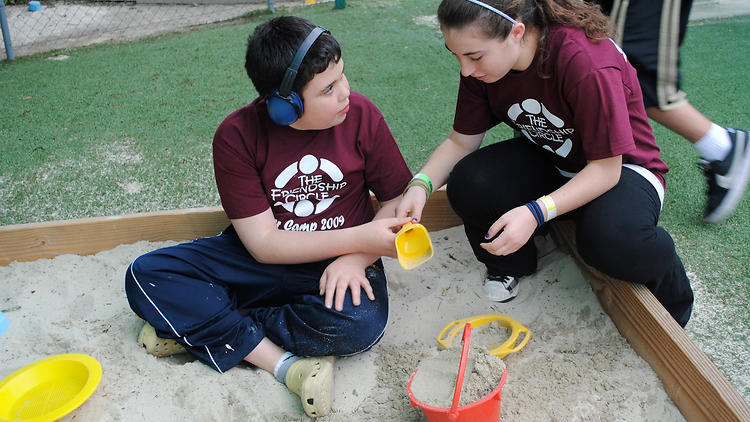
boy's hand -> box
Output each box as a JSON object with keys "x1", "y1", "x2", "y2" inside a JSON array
[
  {"x1": 480, "y1": 205, "x2": 537, "y2": 256},
  {"x1": 360, "y1": 217, "x2": 413, "y2": 258},
  {"x1": 320, "y1": 255, "x2": 374, "y2": 311},
  {"x1": 395, "y1": 187, "x2": 428, "y2": 222}
]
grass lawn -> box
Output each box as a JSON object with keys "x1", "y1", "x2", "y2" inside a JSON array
[{"x1": 1, "y1": 0, "x2": 748, "y2": 403}]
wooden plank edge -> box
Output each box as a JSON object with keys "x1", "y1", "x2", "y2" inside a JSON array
[
  {"x1": 549, "y1": 220, "x2": 750, "y2": 422},
  {"x1": 0, "y1": 206, "x2": 229, "y2": 266},
  {"x1": 0, "y1": 190, "x2": 462, "y2": 266}
]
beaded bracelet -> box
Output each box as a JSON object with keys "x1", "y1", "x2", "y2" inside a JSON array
[
  {"x1": 403, "y1": 173, "x2": 433, "y2": 197},
  {"x1": 412, "y1": 173, "x2": 433, "y2": 195}
]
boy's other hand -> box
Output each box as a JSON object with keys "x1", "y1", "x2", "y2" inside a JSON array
[
  {"x1": 319, "y1": 255, "x2": 374, "y2": 311},
  {"x1": 395, "y1": 187, "x2": 428, "y2": 223}
]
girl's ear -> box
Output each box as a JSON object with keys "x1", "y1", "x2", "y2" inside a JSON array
[{"x1": 511, "y1": 22, "x2": 526, "y2": 40}]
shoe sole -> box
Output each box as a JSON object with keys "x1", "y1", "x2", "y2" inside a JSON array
[
  {"x1": 484, "y1": 286, "x2": 519, "y2": 303},
  {"x1": 494, "y1": 295, "x2": 518, "y2": 303},
  {"x1": 705, "y1": 130, "x2": 750, "y2": 223}
]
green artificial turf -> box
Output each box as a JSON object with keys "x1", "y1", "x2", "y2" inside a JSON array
[
  {"x1": 0, "y1": 0, "x2": 747, "y2": 402},
  {"x1": 655, "y1": 17, "x2": 750, "y2": 315}
]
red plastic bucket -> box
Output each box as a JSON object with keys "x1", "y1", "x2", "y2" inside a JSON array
[{"x1": 406, "y1": 324, "x2": 508, "y2": 422}]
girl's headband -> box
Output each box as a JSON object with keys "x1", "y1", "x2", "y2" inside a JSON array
[{"x1": 464, "y1": 0, "x2": 519, "y2": 25}]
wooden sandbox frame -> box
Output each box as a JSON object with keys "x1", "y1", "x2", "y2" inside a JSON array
[{"x1": 1, "y1": 191, "x2": 748, "y2": 422}]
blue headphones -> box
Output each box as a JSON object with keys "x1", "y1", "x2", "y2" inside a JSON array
[{"x1": 267, "y1": 26, "x2": 330, "y2": 125}]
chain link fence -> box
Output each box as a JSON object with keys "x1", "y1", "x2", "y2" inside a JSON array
[{"x1": 0, "y1": 0, "x2": 311, "y2": 59}]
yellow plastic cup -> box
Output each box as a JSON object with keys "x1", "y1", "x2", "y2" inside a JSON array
[{"x1": 395, "y1": 222, "x2": 434, "y2": 270}]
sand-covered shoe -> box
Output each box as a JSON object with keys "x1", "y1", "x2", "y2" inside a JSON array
[
  {"x1": 285, "y1": 357, "x2": 334, "y2": 418},
  {"x1": 137, "y1": 322, "x2": 187, "y2": 357},
  {"x1": 484, "y1": 275, "x2": 519, "y2": 302}
]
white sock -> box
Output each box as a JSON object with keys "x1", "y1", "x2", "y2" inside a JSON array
[
  {"x1": 694, "y1": 123, "x2": 732, "y2": 161},
  {"x1": 273, "y1": 352, "x2": 301, "y2": 384}
]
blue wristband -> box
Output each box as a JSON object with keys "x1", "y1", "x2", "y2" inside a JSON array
[
  {"x1": 525, "y1": 202, "x2": 544, "y2": 227},
  {"x1": 532, "y1": 201, "x2": 544, "y2": 226}
]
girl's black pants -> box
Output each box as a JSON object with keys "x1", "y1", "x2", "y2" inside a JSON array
[{"x1": 446, "y1": 137, "x2": 694, "y2": 327}]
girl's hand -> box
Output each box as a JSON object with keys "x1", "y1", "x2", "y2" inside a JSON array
[
  {"x1": 480, "y1": 205, "x2": 537, "y2": 256},
  {"x1": 395, "y1": 186, "x2": 428, "y2": 222},
  {"x1": 319, "y1": 255, "x2": 374, "y2": 311}
]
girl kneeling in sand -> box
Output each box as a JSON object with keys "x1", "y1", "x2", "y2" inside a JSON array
[{"x1": 396, "y1": 0, "x2": 693, "y2": 327}]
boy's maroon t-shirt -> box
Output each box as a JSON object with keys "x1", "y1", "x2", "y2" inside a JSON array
[
  {"x1": 212, "y1": 91, "x2": 411, "y2": 231},
  {"x1": 453, "y1": 25, "x2": 669, "y2": 187}
]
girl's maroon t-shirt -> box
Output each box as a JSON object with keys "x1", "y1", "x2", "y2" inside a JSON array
[
  {"x1": 213, "y1": 91, "x2": 412, "y2": 231},
  {"x1": 453, "y1": 25, "x2": 668, "y2": 187}
]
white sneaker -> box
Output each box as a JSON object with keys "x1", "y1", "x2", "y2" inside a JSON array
[
  {"x1": 702, "y1": 127, "x2": 750, "y2": 223},
  {"x1": 484, "y1": 275, "x2": 519, "y2": 302}
]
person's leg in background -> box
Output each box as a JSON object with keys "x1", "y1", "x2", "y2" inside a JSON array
[
  {"x1": 575, "y1": 167, "x2": 694, "y2": 327},
  {"x1": 604, "y1": 0, "x2": 750, "y2": 223}
]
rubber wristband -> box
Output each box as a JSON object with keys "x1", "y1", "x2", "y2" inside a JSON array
[
  {"x1": 412, "y1": 173, "x2": 433, "y2": 195},
  {"x1": 525, "y1": 202, "x2": 543, "y2": 227},
  {"x1": 531, "y1": 200, "x2": 544, "y2": 226},
  {"x1": 537, "y1": 195, "x2": 557, "y2": 221},
  {"x1": 404, "y1": 178, "x2": 431, "y2": 197},
  {"x1": 526, "y1": 202, "x2": 542, "y2": 227}
]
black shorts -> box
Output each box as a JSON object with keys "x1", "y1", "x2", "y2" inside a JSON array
[{"x1": 597, "y1": 0, "x2": 693, "y2": 110}]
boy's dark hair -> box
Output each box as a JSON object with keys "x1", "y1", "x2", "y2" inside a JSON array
[{"x1": 245, "y1": 16, "x2": 342, "y2": 98}]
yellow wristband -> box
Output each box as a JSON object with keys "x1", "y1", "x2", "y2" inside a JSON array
[{"x1": 538, "y1": 195, "x2": 557, "y2": 221}]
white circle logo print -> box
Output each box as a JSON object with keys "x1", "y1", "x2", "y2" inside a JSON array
[
  {"x1": 507, "y1": 99, "x2": 573, "y2": 158},
  {"x1": 272, "y1": 154, "x2": 344, "y2": 217}
]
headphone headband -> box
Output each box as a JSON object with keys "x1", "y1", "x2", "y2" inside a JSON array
[
  {"x1": 464, "y1": 0, "x2": 518, "y2": 25},
  {"x1": 278, "y1": 26, "x2": 329, "y2": 97}
]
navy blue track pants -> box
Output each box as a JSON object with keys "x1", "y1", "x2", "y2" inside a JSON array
[
  {"x1": 125, "y1": 226, "x2": 389, "y2": 373},
  {"x1": 446, "y1": 138, "x2": 694, "y2": 327}
]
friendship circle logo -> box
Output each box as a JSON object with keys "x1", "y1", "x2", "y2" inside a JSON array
[
  {"x1": 273, "y1": 154, "x2": 344, "y2": 217},
  {"x1": 507, "y1": 98, "x2": 573, "y2": 158}
]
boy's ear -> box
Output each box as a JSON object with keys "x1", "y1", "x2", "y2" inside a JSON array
[
  {"x1": 266, "y1": 26, "x2": 329, "y2": 126},
  {"x1": 267, "y1": 90, "x2": 304, "y2": 126}
]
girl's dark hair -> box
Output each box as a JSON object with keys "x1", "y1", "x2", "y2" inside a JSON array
[
  {"x1": 245, "y1": 16, "x2": 341, "y2": 97},
  {"x1": 437, "y1": 0, "x2": 612, "y2": 75}
]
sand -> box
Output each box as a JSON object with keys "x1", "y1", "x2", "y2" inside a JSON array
[
  {"x1": 409, "y1": 344, "x2": 507, "y2": 408},
  {"x1": 0, "y1": 226, "x2": 686, "y2": 421}
]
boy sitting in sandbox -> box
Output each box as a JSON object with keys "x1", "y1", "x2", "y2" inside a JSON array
[{"x1": 124, "y1": 16, "x2": 413, "y2": 418}]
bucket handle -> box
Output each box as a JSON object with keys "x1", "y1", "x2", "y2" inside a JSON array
[{"x1": 448, "y1": 323, "x2": 472, "y2": 420}]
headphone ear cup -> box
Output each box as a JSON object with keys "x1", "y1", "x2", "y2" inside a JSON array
[{"x1": 267, "y1": 90, "x2": 304, "y2": 125}]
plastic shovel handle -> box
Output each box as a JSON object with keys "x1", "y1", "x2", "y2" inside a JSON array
[{"x1": 449, "y1": 323, "x2": 472, "y2": 420}]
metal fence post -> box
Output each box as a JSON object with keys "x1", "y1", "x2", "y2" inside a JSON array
[
  {"x1": 0, "y1": 1, "x2": 15, "y2": 61},
  {"x1": 268, "y1": 0, "x2": 274, "y2": 13}
]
